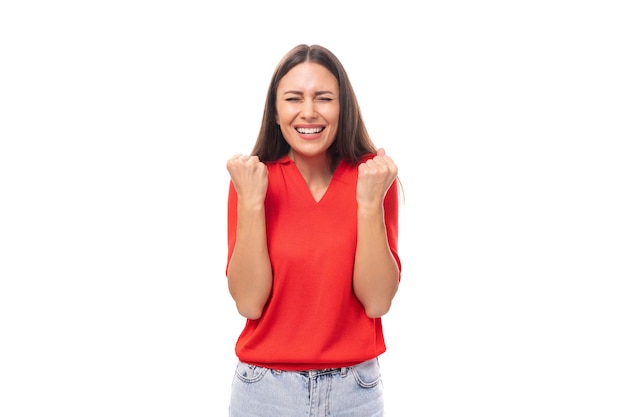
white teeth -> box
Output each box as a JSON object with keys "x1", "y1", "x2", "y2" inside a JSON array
[{"x1": 296, "y1": 127, "x2": 323, "y2": 134}]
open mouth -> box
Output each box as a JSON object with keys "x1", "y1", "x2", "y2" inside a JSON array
[{"x1": 296, "y1": 127, "x2": 324, "y2": 134}]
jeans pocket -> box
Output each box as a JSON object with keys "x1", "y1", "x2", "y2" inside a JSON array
[
  {"x1": 235, "y1": 361, "x2": 269, "y2": 383},
  {"x1": 350, "y1": 358, "x2": 381, "y2": 389}
]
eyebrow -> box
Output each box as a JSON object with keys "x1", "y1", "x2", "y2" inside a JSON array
[{"x1": 281, "y1": 90, "x2": 337, "y2": 96}]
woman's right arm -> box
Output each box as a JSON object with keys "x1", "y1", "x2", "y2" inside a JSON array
[{"x1": 226, "y1": 154, "x2": 273, "y2": 319}]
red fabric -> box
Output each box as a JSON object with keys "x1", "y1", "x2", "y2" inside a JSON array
[{"x1": 226, "y1": 155, "x2": 401, "y2": 371}]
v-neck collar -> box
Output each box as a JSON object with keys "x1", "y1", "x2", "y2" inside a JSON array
[{"x1": 278, "y1": 156, "x2": 345, "y2": 205}]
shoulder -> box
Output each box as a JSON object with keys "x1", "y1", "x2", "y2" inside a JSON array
[
  {"x1": 264, "y1": 155, "x2": 292, "y2": 170},
  {"x1": 358, "y1": 153, "x2": 377, "y2": 164}
]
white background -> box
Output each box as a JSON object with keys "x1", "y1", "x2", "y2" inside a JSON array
[{"x1": 1, "y1": 1, "x2": 625, "y2": 416}]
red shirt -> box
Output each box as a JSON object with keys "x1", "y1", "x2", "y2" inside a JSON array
[{"x1": 227, "y1": 155, "x2": 401, "y2": 371}]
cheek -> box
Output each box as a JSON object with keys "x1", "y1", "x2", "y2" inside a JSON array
[
  {"x1": 324, "y1": 115, "x2": 340, "y2": 129},
  {"x1": 275, "y1": 106, "x2": 290, "y2": 125},
  {"x1": 324, "y1": 105, "x2": 340, "y2": 123}
]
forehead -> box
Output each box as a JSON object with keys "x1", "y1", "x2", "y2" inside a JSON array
[{"x1": 277, "y1": 62, "x2": 338, "y2": 92}]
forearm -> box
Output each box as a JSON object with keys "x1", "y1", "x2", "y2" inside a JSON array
[
  {"x1": 227, "y1": 204, "x2": 273, "y2": 319},
  {"x1": 353, "y1": 206, "x2": 400, "y2": 318}
]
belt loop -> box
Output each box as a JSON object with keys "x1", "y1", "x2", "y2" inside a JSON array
[{"x1": 340, "y1": 366, "x2": 349, "y2": 377}]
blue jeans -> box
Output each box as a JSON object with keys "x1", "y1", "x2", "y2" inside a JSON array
[{"x1": 229, "y1": 357, "x2": 384, "y2": 417}]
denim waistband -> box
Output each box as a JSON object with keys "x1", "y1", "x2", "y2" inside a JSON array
[{"x1": 296, "y1": 366, "x2": 350, "y2": 377}]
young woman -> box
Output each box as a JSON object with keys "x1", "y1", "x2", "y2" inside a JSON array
[{"x1": 226, "y1": 44, "x2": 401, "y2": 417}]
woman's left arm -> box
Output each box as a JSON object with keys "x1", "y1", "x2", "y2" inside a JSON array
[{"x1": 353, "y1": 148, "x2": 401, "y2": 318}]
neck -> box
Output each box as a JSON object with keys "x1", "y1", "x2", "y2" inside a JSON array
[{"x1": 288, "y1": 151, "x2": 335, "y2": 184}]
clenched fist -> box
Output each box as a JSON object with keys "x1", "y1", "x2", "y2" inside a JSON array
[
  {"x1": 226, "y1": 154, "x2": 268, "y2": 208},
  {"x1": 356, "y1": 148, "x2": 398, "y2": 209}
]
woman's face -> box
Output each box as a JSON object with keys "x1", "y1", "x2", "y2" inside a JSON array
[{"x1": 275, "y1": 62, "x2": 340, "y2": 160}]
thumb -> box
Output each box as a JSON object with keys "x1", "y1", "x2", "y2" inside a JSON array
[{"x1": 377, "y1": 148, "x2": 386, "y2": 156}]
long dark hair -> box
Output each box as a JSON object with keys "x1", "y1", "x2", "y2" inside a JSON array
[{"x1": 251, "y1": 44, "x2": 377, "y2": 166}]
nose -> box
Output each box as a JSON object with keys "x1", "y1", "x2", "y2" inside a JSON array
[{"x1": 300, "y1": 98, "x2": 317, "y2": 118}]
